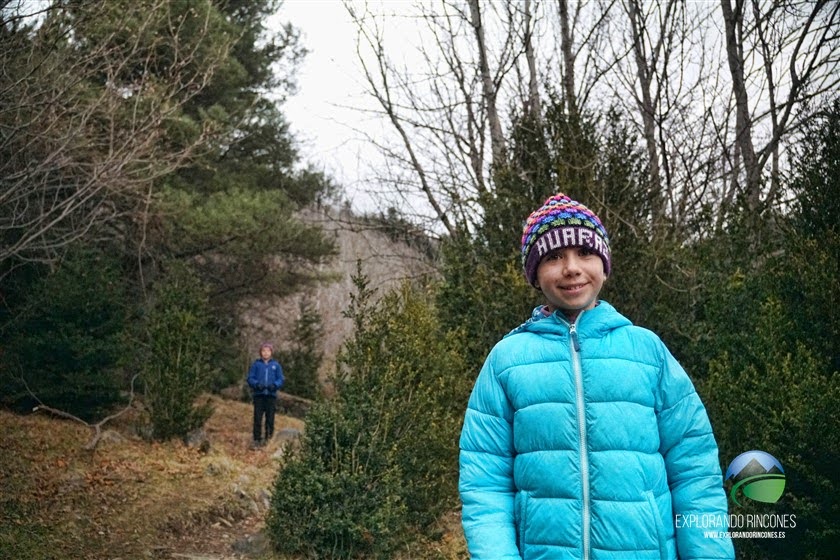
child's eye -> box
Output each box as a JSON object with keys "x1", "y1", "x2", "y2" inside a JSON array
[{"x1": 579, "y1": 248, "x2": 595, "y2": 257}]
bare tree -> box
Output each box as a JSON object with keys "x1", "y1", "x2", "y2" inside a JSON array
[
  {"x1": 589, "y1": 0, "x2": 751, "y2": 238},
  {"x1": 623, "y1": 0, "x2": 671, "y2": 226},
  {"x1": 720, "y1": 0, "x2": 840, "y2": 212},
  {"x1": 0, "y1": 1, "x2": 233, "y2": 272},
  {"x1": 347, "y1": 4, "x2": 459, "y2": 236},
  {"x1": 342, "y1": 0, "x2": 839, "y2": 239},
  {"x1": 345, "y1": 0, "x2": 532, "y2": 235},
  {"x1": 556, "y1": 0, "x2": 578, "y2": 119},
  {"x1": 523, "y1": 0, "x2": 542, "y2": 120},
  {"x1": 546, "y1": 1, "x2": 618, "y2": 118},
  {"x1": 468, "y1": 0, "x2": 507, "y2": 168}
]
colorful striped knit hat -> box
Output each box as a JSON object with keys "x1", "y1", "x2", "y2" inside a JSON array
[{"x1": 521, "y1": 193, "x2": 611, "y2": 286}]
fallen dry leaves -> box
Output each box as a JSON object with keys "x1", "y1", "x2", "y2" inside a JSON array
[
  {"x1": 0, "y1": 394, "x2": 300, "y2": 559},
  {"x1": 1, "y1": 393, "x2": 467, "y2": 560}
]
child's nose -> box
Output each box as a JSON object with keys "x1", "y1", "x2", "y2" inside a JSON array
[{"x1": 562, "y1": 253, "x2": 582, "y2": 274}]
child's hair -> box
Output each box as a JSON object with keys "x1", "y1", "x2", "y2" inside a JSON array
[{"x1": 520, "y1": 193, "x2": 611, "y2": 286}]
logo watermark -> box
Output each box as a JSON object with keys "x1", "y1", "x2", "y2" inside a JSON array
[
  {"x1": 724, "y1": 450, "x2": 785, "y2": 507},
  {"x1": 676, "y1": 512, "x2": 796, "y2": 539},
  {"x1": 685, "y1": 450, "x2": 796, "y2": 539}
]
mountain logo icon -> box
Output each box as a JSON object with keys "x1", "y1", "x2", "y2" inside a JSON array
[{"x1": 725, "y1": 450, "x2": 786, "y2": 506}]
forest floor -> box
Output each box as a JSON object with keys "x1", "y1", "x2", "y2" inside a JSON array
[
  {"x1": 0, "y1": 394, "x2": 465, "y2": 560},
  {"x1": 0, "y1": 394, "x2": 291, "y2": 559}
]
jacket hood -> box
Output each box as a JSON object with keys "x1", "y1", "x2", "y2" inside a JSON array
[{"x1": 506, "y1": 300, "x2": 632, "y2": 339}]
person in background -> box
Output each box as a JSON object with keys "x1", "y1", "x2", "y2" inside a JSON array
[
  {"x1": 247, "y1": 342, "x2": 284, "y2": 447},
  {"x1": 458, "y1": 193, "x2": 734, "y2": 559}
]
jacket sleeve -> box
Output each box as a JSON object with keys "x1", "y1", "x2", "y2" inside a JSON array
[
  {"x1": 246, "y1": 362, "x2": 258, "y2": 389},
  {"x1": 459, "y1": 351, "x2": 520, "y2": 559},
  {"x1": 656, "y1": 345, "x2": 734, "y2": 560}
]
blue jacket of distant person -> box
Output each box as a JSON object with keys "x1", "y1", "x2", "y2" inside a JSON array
[
  {"x1": 458, "y1": 301, "x2": 734, "y2": 560},
  {"x1": 247, "y1": 358, "x2": 284, "y2": 398}
]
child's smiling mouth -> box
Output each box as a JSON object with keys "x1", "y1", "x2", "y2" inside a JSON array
[{"x1": 561, "y1": 283, "x2": 589, "y2": 292}]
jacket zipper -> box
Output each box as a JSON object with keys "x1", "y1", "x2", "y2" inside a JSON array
[
  {"x1": 262, "y1": 362, "x2": 271, "y2": 390},
  {"x1": 567, "y1": 314, "x2": 590, "y2": 560}
]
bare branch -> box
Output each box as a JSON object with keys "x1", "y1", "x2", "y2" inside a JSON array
[
  {"x1": 25, "y1": 374, "x2": 140, "y2": 451},
  {"x1": 0, "y1": 1, "x2": 233, "y2": 268},
  {"x1": 348, "y1": 4, "x2": 458, "y2": 237}
]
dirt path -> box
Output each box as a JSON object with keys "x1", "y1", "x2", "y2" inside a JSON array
[
  {"x1": 155, "y1": 397, "x2": 303, "y2": 560},
  {"x1": 2, "y1": 395, "x2": 466, "y2": 559},
  {"x1": 0, "y1": 395, "x2": 302, "y2": 560}
]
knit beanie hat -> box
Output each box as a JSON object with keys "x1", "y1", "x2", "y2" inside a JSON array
[
  {"x1": 521, "y1": 193, "x2": 611, "y2": 287},
  {"x1": 260, "y1": 342, "x2": 273, "y2": 352}
]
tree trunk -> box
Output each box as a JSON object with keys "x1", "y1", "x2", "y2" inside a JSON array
[
  {"x1": 720, "y1": 0, "x2": 761, "y2": 211},
  {"x1": 557, "y1": 0, "x2": 578, "y2": 119},
  {"x1": 625, "y1": 0, "x2": 665, "y2": 225},
  {"x1": 468, "y1": 0, "x2": 507, "y2": 169},
  {"x1": 524, "y1": 0, "x2": 542, "y2": 120}
]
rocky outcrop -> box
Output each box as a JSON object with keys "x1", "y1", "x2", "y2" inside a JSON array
[{"x1": 238, "y1": 207, "x2": 436, "y2": 385}]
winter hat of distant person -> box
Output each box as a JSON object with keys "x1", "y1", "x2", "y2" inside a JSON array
[
  {"x1": 521, "y1": 193, "x2": 612, "y2": 287},
  {"x1": 259, "y1": 342, "x2": 273, "y2": 359}
]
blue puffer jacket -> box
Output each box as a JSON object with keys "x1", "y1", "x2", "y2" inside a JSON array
[
  {"x1": 459, "y1": 302, "x2": 734, "y2": 560},
  {"x1": 247, "y1": 358, "x2": 284, "y2": 397}
]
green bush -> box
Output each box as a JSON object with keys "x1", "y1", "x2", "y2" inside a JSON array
[
  {"x1": 702, "y1": 298, "x2": 839, "y2": 560},
  {"x1": 0, "y1": 249, "x2": 131, "y2": 420},
  {"x1": 276, "y1": 296, "x2": 323, "y2": 400},
  {"x1": 697, "y1": 101, "x2": 840, "y2": 559},
  {"x1": 140, "y1": 262, "x2": 216, "y2": 440},
  {"x1": 268, "y1": 270, "x2": 470, "y2": 558},
  {"x1": 268, "y1": 405, "x2": 410, "y2": 559}
]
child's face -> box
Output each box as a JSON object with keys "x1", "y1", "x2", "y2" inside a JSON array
[
  {"x1": 535, "y1": 247, "x2": 606, "y2": 314},
  {"x1": 260, "y1": 347, "x2": 272, "y2": 360}
]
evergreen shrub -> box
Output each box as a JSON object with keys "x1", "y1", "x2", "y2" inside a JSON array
[
  {"x1": 140, "y1": 262, "x2": 216, "y2": 440},
  {"x1": 268, "y1": 270, "x2": 470, "y2": 558},
  {"x1": 0, "y1": 249, "x2": 130, "y2": 420},
  {"x1": 276, "y1": 296, "x2": 323, "y2": 400}
]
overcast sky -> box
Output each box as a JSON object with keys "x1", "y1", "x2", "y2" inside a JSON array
[{"x1": 272, "y1": 1, "x2": 384, "y2": 211}]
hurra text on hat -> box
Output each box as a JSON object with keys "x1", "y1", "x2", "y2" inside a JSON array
[{"x1": 535, "y1": 226, "x2": 610, "y2": 258}]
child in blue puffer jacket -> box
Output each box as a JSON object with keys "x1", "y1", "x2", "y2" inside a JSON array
[
  {"x1": 459, "y1": 193, "x2": 734, "y2": 559},
  {"x1": 247, "y1": 342, "x2": 284, "y2": 447}
]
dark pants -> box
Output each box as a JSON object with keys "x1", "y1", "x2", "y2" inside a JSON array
[{"x1": 253, "y1": 395, "x2": 276, "y2": 442}]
